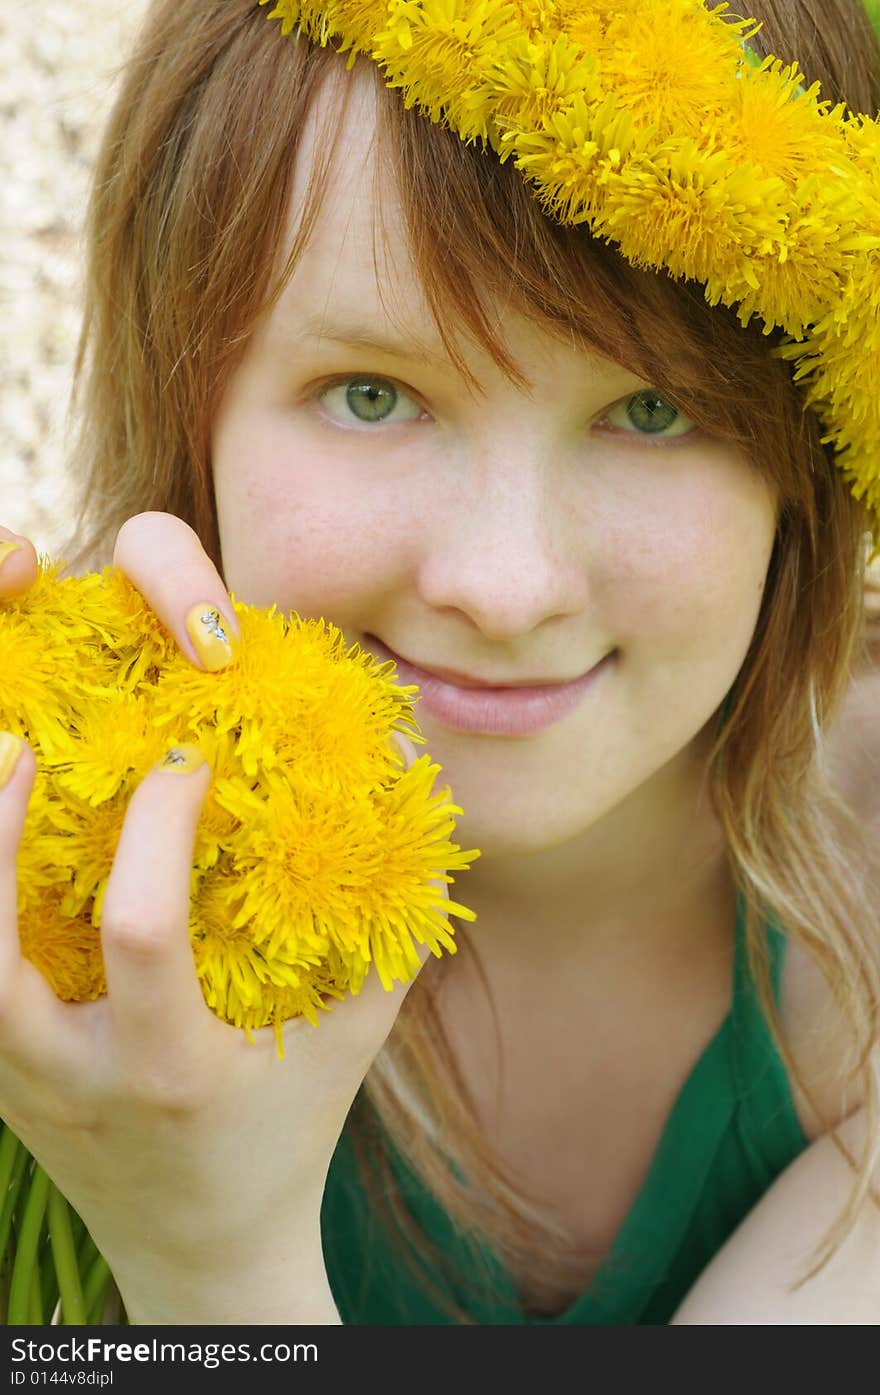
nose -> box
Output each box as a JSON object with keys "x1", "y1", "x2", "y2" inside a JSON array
[{"x1": 414, "y1": 441, "x2": 591, "y2": 640}]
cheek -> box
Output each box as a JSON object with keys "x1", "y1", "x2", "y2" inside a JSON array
[
  {"x1": 599, "y1": 470, "x2": 775, "y2": 667},
  {"x1": 213, "y1": 430, "x2": 409, "y2": 618}
]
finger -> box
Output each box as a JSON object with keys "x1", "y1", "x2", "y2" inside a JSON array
[
  {"x1": 113, "y1": 512, "x2": 241, "y2": 673},
  {"x1": 0, "y1": 736, "x2": 92, "y2": 1071},
  {"x1": 99, "y1": 743, "x2": 214, "y2": 1059},
  {"x1": 388, "y1": 730, "x2": 420, "y2": 771},
  {"x1": 0, "y1": 735, "x2": 37, "y2": 982},
  {"x1": 0, "y1": 530, "x2": 39, "y2": 599}
]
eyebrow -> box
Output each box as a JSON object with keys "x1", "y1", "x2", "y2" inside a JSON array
[
  {"x1": 269, "y1": 308, "x2": 650, "y2": 393},
  {"x1": 275, "y1": 312, "x2": 452, "y2": 371}
]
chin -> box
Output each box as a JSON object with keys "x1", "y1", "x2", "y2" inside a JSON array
[{"x1": 443, "y1": 776, "x2": 618, "y2": 854}]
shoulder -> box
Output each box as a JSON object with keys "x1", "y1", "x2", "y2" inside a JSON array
[
  {"x1": 670, "y1": 1105, "x2": 880, "y2": 1323},
  {"x1": 779, "y1": 661, "x2": 880, "y2": 1140}
]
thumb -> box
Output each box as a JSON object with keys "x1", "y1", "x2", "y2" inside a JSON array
[{"x1": 0, "y1": 533, "x2": 39, "y2": 599}]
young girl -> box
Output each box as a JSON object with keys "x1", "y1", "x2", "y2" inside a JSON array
[{"x1": 1, "y1": 0, "x2": 880, "y2": 1324}]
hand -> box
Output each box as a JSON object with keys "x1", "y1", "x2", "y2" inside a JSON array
[{"x1": 0, "y1": 513, "x2": 442, "y2": 1323}]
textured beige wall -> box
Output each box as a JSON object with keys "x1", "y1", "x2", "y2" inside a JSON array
[{"x1": 1, "y1": 1, "x2": 149, "y2": 561}]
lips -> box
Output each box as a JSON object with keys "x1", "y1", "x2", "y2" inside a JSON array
[
  {"x1": 396, "y1": 661, "x2": 564, "y2": 690},
  {"x1": 367, "y1": 638, "x2": 594, "y2": 690},
  {"x1": 365, "y1": 636, "x2": 615, "y2": 738}
]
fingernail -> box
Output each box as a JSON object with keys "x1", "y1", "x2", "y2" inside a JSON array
[
  {"x1": 154, "y1": 743, "x2": 207, "y2": 775},
  {"x1": 0, "y1": 542, "x2": 23, "y2": 575},
  {"x1": 389, "y1": 732, "x2": 416, "y2": 769},
  {"x1": 0, "y1": 732, "x2": 25, "y2": 789},
  {"x1": 184, "y1": 603, "x2": 238, "y2": 672}
]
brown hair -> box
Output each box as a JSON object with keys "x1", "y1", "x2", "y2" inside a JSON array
[{"x1": 63, "y1": 0, "x2": 880, "y2": 1319}]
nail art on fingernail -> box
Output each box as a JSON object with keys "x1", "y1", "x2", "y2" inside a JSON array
[
  {"x1": 0, "y1": 732, "x2": 24, "y2": 789},
  {"x1": 184, "y1": 603, "x2": 238, "y2": 672},
  {"x1": 155, "y1": 743, "x2": 206, "y2": 774}
]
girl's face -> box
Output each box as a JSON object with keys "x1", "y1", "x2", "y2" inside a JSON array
[{"x1": 211, "y1": 72, "x2": 779, "y2": 871}]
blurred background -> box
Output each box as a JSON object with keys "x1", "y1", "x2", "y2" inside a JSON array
[
  {"x1": 1, "y1": 0, "x2": 879, "y2": 619},
  {"x1": 1, "y1": 1, "x2": 148, "y2": 559}
]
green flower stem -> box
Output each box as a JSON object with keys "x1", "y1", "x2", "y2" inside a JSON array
[
  {"x1": 29, "y1": 1255, "x2": 44, "y2": 1325},
  {"x1": 40, "y1": 1237, "x2": 58, "y2": 1327},
  {"x1": 47, "y1": 1185, "x2": 87, "y2": 1325},
  {"x1": 83, "y1": 1254, "x2": 113, "y2": 1325},
  {"x1": 0, "y1": 1145, "x2": 30, "y2": 1274},
  {"x1": 7, "y1": 1164, "x2": 50, "y2": 1325},
  {"x1": 0, "y1": 1127, "x2": 22, "y2": 1218},
  {"x1": 76, "y1": 1226, "x2": 100, "y2": 1278},
  {"x1": 67, "y1": 1208, "x2": 87, "y2": 1256}
]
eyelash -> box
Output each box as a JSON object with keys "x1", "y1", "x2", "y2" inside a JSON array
[{"x1": 310, "y1": 374, "x2": 698, "y2": 441}]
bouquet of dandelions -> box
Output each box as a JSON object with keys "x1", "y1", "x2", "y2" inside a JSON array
[{"x1": 0, "y1": 558, "x2": 480, "y2": 1324}]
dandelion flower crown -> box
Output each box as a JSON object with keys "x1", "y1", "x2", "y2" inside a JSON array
[{"x1": 261, "y1": 0, "x2": 880, "y2": 557}]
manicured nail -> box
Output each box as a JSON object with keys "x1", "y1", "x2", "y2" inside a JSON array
[
  {"x1": 184, "y1": 603, "x2": 238, "y2": 672},
  {"x1": 0, "y1": 542, "x2": 23, "y2": 575},
  {"x1": 0, "y1": 733, "x2": 25, "y2": 789},
  {"x1": 154, "y1": 743, "x2": 206, "y2": 775}
]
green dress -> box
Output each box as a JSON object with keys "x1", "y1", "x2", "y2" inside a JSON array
[{"x1": 321, "y1": 889, "x2": 808, "y2": 1323}]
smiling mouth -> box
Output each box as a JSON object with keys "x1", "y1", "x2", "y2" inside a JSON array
[
  {"x1": 365, "y1": 636, "x2": 609, "y2": 691},
  {"x1": 362, "y1": 636, "x2": 616, "y2": 738}
]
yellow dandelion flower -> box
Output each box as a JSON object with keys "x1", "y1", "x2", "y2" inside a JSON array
[
  {"x1": 509, "y1": 95, "x2": 603, "y2": 224},
  {"x1": 509, "y1": 88, "x2": 650, "y2": 225},
  {"x1": 726, "y1": 59, "x2": 836, "y2": 185},
  {"x1": 15, "y1": 771, "x2": 76, "y2": 911},
  {"x1": 258, "y1": 0, "x2": 303, "y2": 39},
  {"x1": 18, "y1": 885, "x2": 105, "y2": 1004},
  {"x1": 151, "y1": 599, "x2": 422, "y2": 784},
  {"x1": 778, "y1": 260, "x2": 880, "y2": 521},
  {"x1": 596, "y1": 0, "x2": 748, "y2": 140},
  {"x1": 598, "y1": 140, "x2": 781, "y2": 286},
  {"x1": 492, "y1": 31, "x2": 600, "y2": 144},
  {"x1": 265, "y1": 640, "x2": 422, "y2": 797},
  {"x1": 82, "y1": 565, "x2": 182, "y2": 690},
  {"x1": 43, "y1": 691, "x2": 162, "y2": 808},
  {"x1": 217, "y1": 774, "x2": 377, "y2": 958},
  {"x1": 557, "y1": 0, "x2": 606, "y2": 57},
  {"x1": 712, "y1": 177, "x2": 870, "y2": 338},
  {"x1": 373, "y1": 0, "x2": 524, "y2": 143},
  {"x1": 0, "y1": 607, "x2": 64, "y2": 744},
  {"x1": 506, "y1": 0, "x2": 611, "y2": 51},
  {"x1": 33, "y1": 788, "x2": 126, "y2": 923},
  {"x1": 278, "y1": 0, "x2": 379, "y2": 56},
  {"x1": 191, "y1": 866, "x2": 329, "y2": 1033},
  {"x1": 150, "y1": 601, "x2": 293, "y2": 769},
  {"x1": 3, "y1": 563, "x2": 479, "y2": 1042},
  {"x1": 183, "y1": 728, "x2": 249, "y2": 872},
  {"x1": 507, "y1": 0, "x2": 555, "y2": 41},
  {"x1": 844, "y1": 109, "x2": 880, "y2": 177}
]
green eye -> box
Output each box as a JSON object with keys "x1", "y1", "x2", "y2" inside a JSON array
[
  {"x1": 606, "y1": 390, "x2": 695, "y2": 439},
  {"x1": 319, "y1": 376, "x2": 422, "y2": 425},
  {"x1": 346, "y1": 379, "x2": 397, "y2": 422}
]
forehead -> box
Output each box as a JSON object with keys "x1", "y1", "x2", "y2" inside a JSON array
[
  {"x1": 268, "y1": 63, "x2": 430, "y2": 344},
  {"x1": 257, "y1": 62, "x2": 630, "y2": 385}
]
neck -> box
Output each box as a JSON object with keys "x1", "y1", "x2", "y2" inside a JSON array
[{"x1": 447, "y1": 732, "x2": 736, "y2": 981}]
